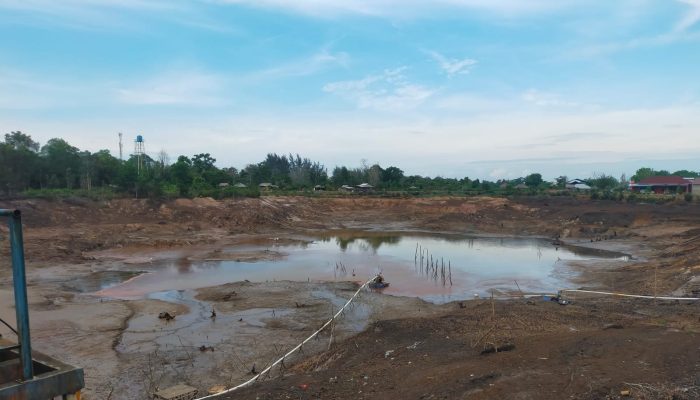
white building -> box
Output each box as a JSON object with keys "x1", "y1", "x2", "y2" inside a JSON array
[
  {"x1": 566, "y1": 179, "x2": 591, "y2": 190},
  {"x1": 690, "y1": 178, "x2": 700, "y2": 197}
]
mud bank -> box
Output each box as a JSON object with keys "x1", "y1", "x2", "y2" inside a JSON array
[{"x1": 1, "y1": 196, "x2": 699, "y2": 399}]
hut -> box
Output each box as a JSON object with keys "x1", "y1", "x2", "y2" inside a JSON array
[
  {"x1": 259, "y1": 182, "x2": 279, "y2": 191},
  {"x1": 356, "y1": 183, "x2": 374, "y2": 193}
]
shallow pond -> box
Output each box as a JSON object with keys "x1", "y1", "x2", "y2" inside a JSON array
[{"x1": 99, "y1": 233, "x2": 627, "y2": 303}]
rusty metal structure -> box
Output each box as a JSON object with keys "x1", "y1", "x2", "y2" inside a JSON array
[{"x1": 0, "y1": 209, "x2": 84, "y2": 400}]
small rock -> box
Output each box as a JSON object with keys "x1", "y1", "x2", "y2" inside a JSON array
[{"x1": 603, "y1": 323, "x2": 624, "y2": 330}]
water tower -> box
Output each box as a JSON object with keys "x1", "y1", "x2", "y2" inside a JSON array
[{"x1": 134, "y1": 135, "x2": 145, "y2": 174}]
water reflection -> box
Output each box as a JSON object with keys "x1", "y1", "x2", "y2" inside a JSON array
[
  {"x1": 100, "y1": 233, "x2": 628, "y2": 303},
  {"x1": 325, "y1": 235, "x2": 402, "y2": 252}
]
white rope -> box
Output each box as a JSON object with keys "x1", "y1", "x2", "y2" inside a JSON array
[
  {"x1": 560, "y1": 289, "x2": 700, "y2": 301},
  {"x1": 196, "y1": 276, "x2": 376, "y2": 399},
  {"x1": 195, "y1": 281, "x2": 696, "y2": 398}
]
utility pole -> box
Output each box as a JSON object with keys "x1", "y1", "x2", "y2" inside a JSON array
[{"x1": 118, "y1": 132, "x2": 123, "y2": 161}]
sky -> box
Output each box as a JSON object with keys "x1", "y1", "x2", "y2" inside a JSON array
[{"x1": 1, "y1": 0, "x2": 700, "y2": 180}]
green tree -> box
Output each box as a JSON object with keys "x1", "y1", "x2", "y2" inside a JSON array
[
  {"x1": 382, "y1": 166, "x2": 404, "y2": 187},
  {"x1": 367, "y1": 164, "x2": 383, "y2": 186},
  {"x1": 555, "y1": 176, "x2": 567, "y2": 188},
  {"x1": 672, "y1": 169, "x2": 699, "y2": 178},
  {"x1": 171, "y1": 156, "x2": 193, "y2": 195},
  {"x1": 588, "y1": 173, "x2": 618, "y2": 190},
  {"x1": 40, "y1": 138, "x2": 81, "y2": 189},
  {"x1": 631, "y1": 167, "x2": 669, "y2": 182},
  {"x1": 5, "y1": 131, "x2": 39, "y2": 152},
  {"x1": 524, "y1": 173, "x2": 543, "y2": 187},
  {"x1": 92, "y1": 150, "x2": 122, "y2": 186},
  {"x1": 192, "y1": 153, "x2": 216, "y2": 172},
  {"x1": 1, "y1": 132, "x2": 42, "y2": 193}
]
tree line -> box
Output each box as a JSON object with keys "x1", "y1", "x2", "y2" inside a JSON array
[{"x1": 1, "y1": 131, "x2": 697, "y2": 199}]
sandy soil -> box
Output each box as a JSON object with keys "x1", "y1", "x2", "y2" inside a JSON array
[{"x1": 0, "y1": 195, "x2": 699, "y2": 399}]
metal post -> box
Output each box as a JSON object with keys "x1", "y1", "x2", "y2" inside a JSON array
[{"x1": 1, "y1": 209, "x2": 34, "y2": 381}]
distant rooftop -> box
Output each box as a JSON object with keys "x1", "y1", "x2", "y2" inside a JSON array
[{"x1": 635, "y1": 176, "x2": 689, "y2": 185}]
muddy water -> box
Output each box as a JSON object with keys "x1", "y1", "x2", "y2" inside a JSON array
[{"x1": 99, "y1": 233, "x2": 627, "y2": 303}]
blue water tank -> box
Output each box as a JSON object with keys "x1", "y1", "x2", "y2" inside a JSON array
[{"x1": 136, "y1": 135, "x2": 144, "y2": 142}]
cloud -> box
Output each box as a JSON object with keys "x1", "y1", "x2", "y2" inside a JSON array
[
  {"x1": 252, "y1": 49, "x2": 349, "y2": 80},
  {"x1": 115, "y1": 70, "x2": 226, "y2": 106},
  {"x1": 0, "y1": 0, "x2": 229, "y2": 32},
  {"x1": 675, "y1": 0, "x2": 700, "y2": 32},
  {"x1": 0, "y1": 68, "x2": 100, "y2": 110},
  {"x1": 323, "y1": 67, "x2": 434, "y2": 110},
  {"x1": 427, "y1": 51, "x2": 477, "y2": 77},
  {"x1": 558, "y1": 1, "x2": 700, "y2": 59},
  {"x1": 214, "y1": 0, "x2": 580, "y2": 18},
  {"x1": 522, "y1": 89, "x2": 579, "y2": 107}
]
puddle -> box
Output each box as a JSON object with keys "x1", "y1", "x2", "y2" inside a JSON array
[
  {"x1": 61, "y1": 270, "x2": 143, "y2": 293},
  {"x1": 99, "y1": 233, "x2": 628, "y2": 303}
]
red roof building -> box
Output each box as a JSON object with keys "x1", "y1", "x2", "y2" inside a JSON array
[{"x1": 629, "y1": 176, "x2": 692, "y2": 193}]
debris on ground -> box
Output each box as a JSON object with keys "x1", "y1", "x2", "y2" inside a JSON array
[
  {"x1": 208, "y1": 385, "x2": 226, "y2": 395},
  {"x1": 158, "y1": 312, "x2": 175, "y2": 321},
  {"x1": 603, "y1": 323, "x2": 624, "y2": 330},
  {"x1": 481, "y1": 343, "x2": 516, "y2": 355},
  {"x1": 221, "y1": 291, "x2": 237, "y2": 301},
  {"x1": 153, "y1": 384, "x2": 197, "y2": 400}
]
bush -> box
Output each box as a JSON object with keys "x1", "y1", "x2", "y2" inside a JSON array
[
  {"x1": 161, "y1": 184, "x2": 179, "y2": 199},
  {"x1": 19, "y1": 187, "x2": 117, "y2": 201}
]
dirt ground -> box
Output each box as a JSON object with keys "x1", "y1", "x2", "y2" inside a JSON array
[{"x1": 0, "y1": 195, "x2": 699, "y2": 399}]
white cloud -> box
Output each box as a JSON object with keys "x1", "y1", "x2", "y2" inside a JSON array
[
  {"x1": 522, "y1": 89, "x2": 579, "y2": 107},
  {"x1": 427, "y1": 51, "x2": 477, "y2": 77},
  {"x1": 0, "y1": 68, "x2": 100, "y2": 109},
  {"x1": 558, "y1": 1, "x2": 700, "y2": 59},
  {"x1": 675, "y1": 0, "x2": 700, "y2": 32},
  {"x1": 323, "y1": 67, "x2": 434, "y2": 111},
  {"x1": 215, "y1": 0, "x2": 580, "y2": 18},
  {"x1": 0, "y1": 0, "x2": 229, "y2": 32},
  {"x1": 115, "y1": 70, "x2": 226, "y2": 106},
  {"x1": 252, "y1": 49, "x2": 349, "y2": 80}
]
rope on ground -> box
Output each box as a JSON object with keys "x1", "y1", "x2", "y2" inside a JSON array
[
  {"x1": 195, "y1": 276, "x2": 377, "y2": 399},
  {"x1": 559, "y1": 289, "x2": 700, "y2": 301}
]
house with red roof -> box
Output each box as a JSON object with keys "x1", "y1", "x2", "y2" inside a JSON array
[{"x1": 629, "y1": 176, "x2": 692, "y2": 194}]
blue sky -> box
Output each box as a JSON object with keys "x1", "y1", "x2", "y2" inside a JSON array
[{"x1": 1, "y1": 0, "x2": 700, "y2": 180}]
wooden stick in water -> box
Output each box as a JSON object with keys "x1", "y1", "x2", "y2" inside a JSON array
[{"x1": 448, "y1": 261, "x2": 452, "y2": 286}]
